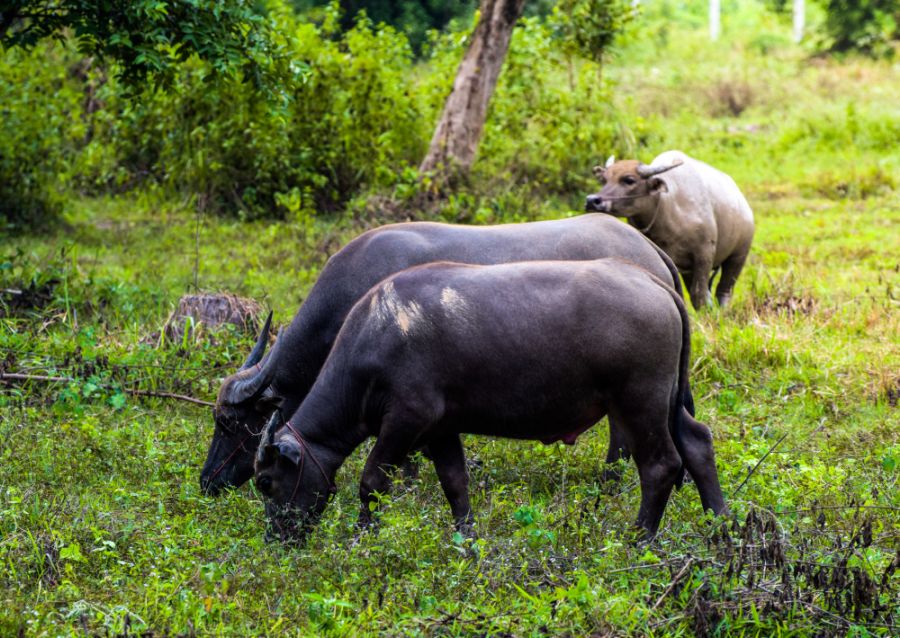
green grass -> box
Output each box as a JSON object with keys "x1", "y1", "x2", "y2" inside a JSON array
[{"x1": 2, "y1": 4, "x2": 899, "y2": 636}]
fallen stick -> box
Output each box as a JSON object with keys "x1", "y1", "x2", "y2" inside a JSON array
[
  {"x1": 0, "y1": 371, "x2": 214, "y2": 407},
  {"x1": 732, "y1": 431, "x2": 790, "y2": 496},
  {"x1": 651, "y1": 558, "x2": 694, "y2": 611},
  {"x1": 125, "y1": 388, "x2": 214, "y2": 407}
]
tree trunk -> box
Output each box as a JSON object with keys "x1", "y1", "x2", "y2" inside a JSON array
[{"x1": 419, "y1": 0, "x2": 527, "y2": 183}]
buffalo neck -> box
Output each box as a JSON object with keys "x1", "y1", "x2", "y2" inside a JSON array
[
  {"x1": 271, "y1": 292, "x2": 345, "y2": 402},
  {"x1": 628, "y1": 194, "x2": 664, "y2": 234},
  {"x1": 281, "y1": 346, "x2": 369, "y2": 469}
]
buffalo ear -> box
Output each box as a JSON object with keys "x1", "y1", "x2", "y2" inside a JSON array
[
  {"x1": 275, "y1": 439, "x2": 302, "y2": 466},
  {"x1": 649, "y1": 177, "x2": 669, "y2": 194},
  {"x1": 254, "y1": 392, "x2": 284, "y2": 414},
  {"x1": 592, "y1": 165, "x2": 607, "y2": 182}
]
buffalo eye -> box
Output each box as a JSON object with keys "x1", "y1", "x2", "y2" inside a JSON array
[
  {"x1": 621, "y1": 176, "x2": 636, "y2": 185},
  {"x1": 257, "y1": 475, "x2": 273, "y2": 493}
]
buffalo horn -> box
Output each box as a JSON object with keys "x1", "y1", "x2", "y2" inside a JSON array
[
  {"x1": 257, "y1": 412, "x2": 280, "y2": 464},
  {"x1": 239, "y1": 311, "x2": 273, "y2": 371},
  {"x1": 222, "y1": 328, "x2": 284, "y2": 405},
  {"x1": 605, "y1": 155, "x2": 616, "y2": 167},
  {"x1": 637, "y1": 159, "x2": 684, "y2": 179}
]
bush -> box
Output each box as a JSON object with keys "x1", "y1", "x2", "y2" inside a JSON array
[
  {"x1": 817, "y1": 0, "x2": 900, "y2": 57},
  {"x1": 0, "y1": 1, "x2": 635, "y2": 221},
  {"x1": 0, "y1": 44, "x2": 85, "y2": 231},
  {"x1": 79, "y1": 3, "x2": 427, "y2": 218}
]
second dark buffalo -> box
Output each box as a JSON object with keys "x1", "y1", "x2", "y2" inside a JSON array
[{"x1": 254, "y1": 258, "x2": 726, "y2": 542}]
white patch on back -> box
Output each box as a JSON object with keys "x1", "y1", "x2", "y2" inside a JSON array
[
  {"x1": 440, "y1": 287, "x2": 470, "y2": 320},
  {"x1": 371, "y1": 281, "x2": 425, "y2": 336}
]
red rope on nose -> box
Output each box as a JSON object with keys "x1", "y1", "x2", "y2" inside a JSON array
[
  {"x1": 207, "y1": 431, "x2": 256, "y2": 485},
  {"x1": 282, "y1": 419, "x2": 335, "y2": 502}
]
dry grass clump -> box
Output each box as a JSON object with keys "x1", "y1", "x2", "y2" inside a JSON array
[{"x1": 162, "y1": 292, "x2": 263, "y2": 343}]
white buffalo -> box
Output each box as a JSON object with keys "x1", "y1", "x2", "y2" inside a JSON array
[{"x1": 586, "y1": 150, "x2": 755, "y2": 309}]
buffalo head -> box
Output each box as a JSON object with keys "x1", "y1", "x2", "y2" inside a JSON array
[
  {"x1": 585, "y1": 155, "x2": 682, "y2": 217},
  {"x1": 253, "y1": 414, "x2": 336, "y2": 543},
  {"x1": 199, "y1": 312, "x2": 284, "y2": 496}
]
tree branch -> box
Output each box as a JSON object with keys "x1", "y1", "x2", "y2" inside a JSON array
[{"x1": 0, "y1": 371, "x2": 214, "y2": 407}]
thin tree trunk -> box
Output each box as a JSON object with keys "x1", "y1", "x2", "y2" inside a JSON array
[{"x1": 419, "y1": 0, "x2": 527, "y2": 183}]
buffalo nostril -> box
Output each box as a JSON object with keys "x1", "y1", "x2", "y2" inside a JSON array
[
  {"x1": 585, "y1": 195, "x2": 603, "y2": 212},
  {"x1": 200, "y1": 475, "x2": 221, "y2": 497}
]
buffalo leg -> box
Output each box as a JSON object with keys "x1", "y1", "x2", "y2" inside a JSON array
[
  {"x1": 714, "y1": 247, "x2": 750, "y2": 307},
  {"x1": 611, "y1": 399, "x2": 682, "y2": 538},
  {"x1": 679, "y1": 411, "x2": 727, "y2": 515},
  {"x1": 427, "y1": 433, "x2": 474, "y2": 536},
  {"x1": 399, "y1": 444, "x2": 432, "y2": 483},
  {"x1": 357, "y1": 429, "x2": 418, "y2": 529},
  {"x1": 600, "y1": 417, "x2": 630, "y2": 484},
  {"x1": 707, "y1": 266, "x2": 720, "y2": 292}
]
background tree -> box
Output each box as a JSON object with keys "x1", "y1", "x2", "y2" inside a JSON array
[
  {"x1": 551, "y1": 0, "x2": 634, "y2": 68},
  {"x1": 0, "y1": 1, "x2": 275, "y2": 84},
  {"x1": 419, "y1": 0, "x2": 527, "y2": 186},
  {"x1": 817, "y1": 0, "x2": 899, "y2": 57},
  {"x1": 550, "y1": 0, "x2": 635, "y2": 87},
  {"x1": 292, "y1": 0, "x2": 478, "y2": 53}
]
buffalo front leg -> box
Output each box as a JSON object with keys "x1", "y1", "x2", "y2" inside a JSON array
[
  {"x1": 688, "y1": 252, "x2": 715, "y2": 310},
  {"x1": 600, "y1": 416, "x2": 631, "y2": 485},
  {"x1": 357, "y1": 430, "x2": 418, "y2": 530},
  {"x1": 427, "y1": 433, "x2": 475, "y2": 536}
]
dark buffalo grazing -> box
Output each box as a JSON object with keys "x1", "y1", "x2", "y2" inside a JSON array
[
  {"x1": 201, "y1": 215, "x2": 696, "y2": 496},
  {"x1": 586, "y1": 151, "x2": 755, "y2": 309},
  {"x1": 254, "y1": 258, "x2": 726, "y2": 542}
]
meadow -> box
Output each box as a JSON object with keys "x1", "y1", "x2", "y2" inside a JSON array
[{"x1": 1, "y1": 2, "x2": 899, "y2": 635}]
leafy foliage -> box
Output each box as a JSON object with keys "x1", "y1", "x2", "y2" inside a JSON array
[
  {"x1": 0, "y1": 0, "x2": 275, "y2": 85},
  {"x1": 551, "y1": 0, "x2": 636, "y2": 63},
  {"x1": 0, "y1": 44, "x2": 84, "y2": 231},
  {"x1": 0, "y1": 0, "x2": 643, "y2": 221},
  {"x1": 817, "y1": 0, "x2": 900, "y2": 57},
  {"x1": 292, "y1": 0, "x2": 478, "y2": 54}
]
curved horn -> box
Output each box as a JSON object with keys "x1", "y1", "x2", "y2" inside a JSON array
[
  {"x1": 256, "y1": 411, "x2": 281, "y2": 464},
  {"x1": 637, "y1": 159, "x2": 683, "y2": 179},
  {"x1": 605, "y1": 155, "x2": 616, "y2": 168},
  {"x1": 221, "y1": 327, "x2": 284, "y2": 405},
  {"x1": 240, "y1": 311, "x2": 273, "y2": 371}
]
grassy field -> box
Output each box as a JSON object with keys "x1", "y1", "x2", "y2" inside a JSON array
[{"x1": 2, "y1": 5, "x2": 899, "y2": 636}]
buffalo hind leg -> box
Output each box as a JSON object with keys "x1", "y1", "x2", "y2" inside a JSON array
[
  {"x1": 715, "y1": 247, "x2": 750, "y2": 307},
  {"x1": 679, "y1": 411, "x2": 727, "y2": 515},
  {"x1": 427, "y1": 433, "x2": 475, "y2": 536},
  {"x1": 611, "y1": 400, "x2": 683, "y2": 538},
  {"x1": 707, "y1": 266, "x2": 720, "y2": 293}
]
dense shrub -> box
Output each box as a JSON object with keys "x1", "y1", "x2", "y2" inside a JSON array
[
  {"x1": 77, "y1": 5, "x2": 426, "y2": 218},
  {"x1": 292, "y1": 0, "x2": 478, "y2": 54},
  {"x1": 817, "y1": 0, "x2": 899, "y2": 57},
  {"x1": 0, "y1": 44, "x2": 85, "y2": 231}
]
